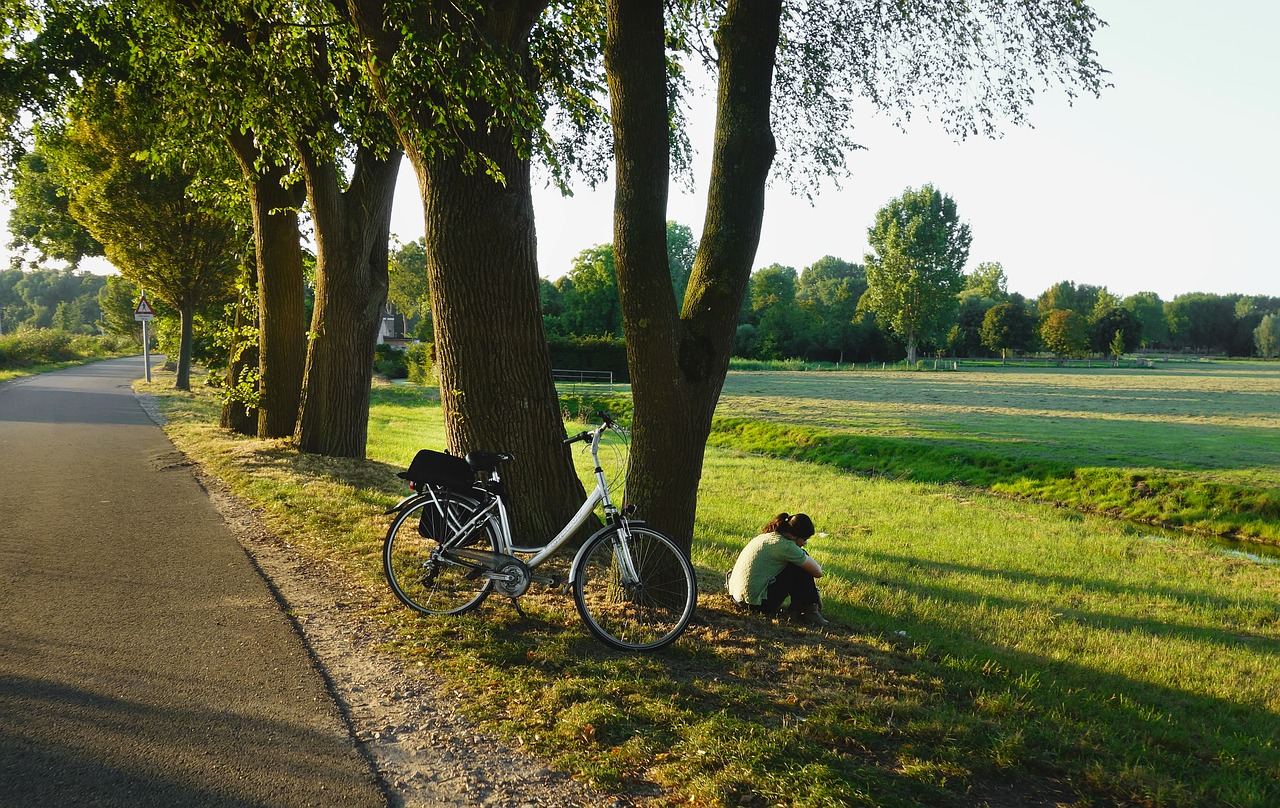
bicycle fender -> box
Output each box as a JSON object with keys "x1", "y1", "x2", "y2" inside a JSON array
[
  {"x1": 566, "y1": 521, "x2": 651, "y2": 585},
  {"x1": 384, "y1": 493, "x2": 430, "y2": 515}
]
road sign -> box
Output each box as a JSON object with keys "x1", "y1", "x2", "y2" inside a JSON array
[{"x1": 134, "y1": 296, "x2": 155, "y2": 321}]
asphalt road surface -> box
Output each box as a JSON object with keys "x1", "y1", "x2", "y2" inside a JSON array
[{"x1": 0, "y1": 358, "x2": 386, "y2": 807}]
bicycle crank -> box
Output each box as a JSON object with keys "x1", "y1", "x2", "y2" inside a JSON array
[{"x1": 450, "y1": 548, "x2": 533, "y2": 598}]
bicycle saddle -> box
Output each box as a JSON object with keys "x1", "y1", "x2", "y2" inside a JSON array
[{"x1": 465, "y1": 451, "x2": 514, "y2": 473}]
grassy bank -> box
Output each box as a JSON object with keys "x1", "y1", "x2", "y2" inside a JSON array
[
  {"x1": 714, "y1": 364, "x2": 1280, "y2": 543},
  {"x1": 0, "y1": 330, "x2": 138, "y2": 382},
  {"x1": 139, "y1": 373, "x2": 1280, "y2": 807}
]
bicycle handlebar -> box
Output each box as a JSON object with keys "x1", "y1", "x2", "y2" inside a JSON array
[{"x1": 563, "y1": 411, "x2": 617, "y2": 445}]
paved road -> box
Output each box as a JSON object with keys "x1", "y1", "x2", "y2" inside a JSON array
[{"x1": 0, "y1": 359, "x2": 386, "y2": 807}]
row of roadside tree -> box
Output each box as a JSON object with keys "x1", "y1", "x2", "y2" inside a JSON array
[{"x1": 1, "y1": 0, "x2": 1154, "y2": 548}]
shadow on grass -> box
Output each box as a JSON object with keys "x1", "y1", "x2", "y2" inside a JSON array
[
  {"x1": 416, "y1": 579, "x2": 1278, "y2": 807},
  {"x1": 855, "y1": 551, "x2": 1280, "y2": 655}
]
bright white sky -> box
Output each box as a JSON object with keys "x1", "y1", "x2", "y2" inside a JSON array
[
  {"x1": 492, "y1": 0, "x2": 1278, "y2": 301},
  {"x1": 7, "y1": 1, "x2": 1277, "y2": 303}
]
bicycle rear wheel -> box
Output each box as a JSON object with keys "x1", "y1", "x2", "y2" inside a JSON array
[
  {"x1": 572, "y1": 525, "x2": 696, "y2": 651},
  {"x1": 383, "y1": 490, "x2": 499, "y2": 615}
]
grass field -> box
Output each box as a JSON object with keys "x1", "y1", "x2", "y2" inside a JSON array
[
  {"x1": 138, "y1": 361, "x2": 1280, "y2": 807},
  {"x1": 712, "y1": 362, "x2": 1280, "y2": 543}
]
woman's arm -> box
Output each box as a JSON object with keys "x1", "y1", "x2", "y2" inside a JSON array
[{"x1": 800, "y1": 553, "x2": 823, "y2": 578}]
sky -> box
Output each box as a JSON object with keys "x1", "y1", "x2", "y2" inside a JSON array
[
  {"x1": 6, "y1": 1, "x2": 1278, "y2": 303},
  {"x1": 492, "y1": 0, "x2": 1279, "y2": 302}
]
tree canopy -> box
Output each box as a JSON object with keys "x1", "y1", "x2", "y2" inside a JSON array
[{"x1": 862, "y1": 184, "x2": 972, "y2": 364}]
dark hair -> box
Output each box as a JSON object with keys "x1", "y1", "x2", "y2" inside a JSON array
[{"x1": 762, "y1": 512, "x2": 815, "y2": 539}]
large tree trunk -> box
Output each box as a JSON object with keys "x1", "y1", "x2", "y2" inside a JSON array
[
  {"x1": 227, "y1": 133, "x2": 308, "y2": 439},
  {"x1": 413, "y1": 127, "x2": 585, "y2": 540},
  {"x1": 347, "y1": 0, "x2": 585, "y2": 538},
  {"x1": 607, "y1": 0, "x2": 781, "y2": 552},
  {"x1": 175, "y1": 299, "x2": 195, "y2": 391},
  {"x1": 295, "y1": 143, "x2": 402, "y2": 458}
]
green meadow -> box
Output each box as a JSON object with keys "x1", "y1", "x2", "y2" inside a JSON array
[
  {"x1": 140, "y1": 360, "x2": 1280, "y2": 807},
  {"x1": 712, "y1": 362, "x2": 1280, "y2": 542}
]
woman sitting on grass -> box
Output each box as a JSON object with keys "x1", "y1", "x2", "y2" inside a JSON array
[{"x1": 727, "y1": 513, "x2": 828, "y2": 627}]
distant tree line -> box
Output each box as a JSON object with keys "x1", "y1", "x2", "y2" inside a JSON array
[
  {"x1": 538, "y1": 242, "x2": 1280, "y2": 362},
  {"x1": 0, "y1": 267, "x2": 106, "y2": 335},
  {"x1": 523, "y1": 190, "x2": 1280, "y2": 362}
]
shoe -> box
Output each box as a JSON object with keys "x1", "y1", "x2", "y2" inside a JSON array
[{"x1": 787, "y1": 603, "x2": 828, "y2": 628}]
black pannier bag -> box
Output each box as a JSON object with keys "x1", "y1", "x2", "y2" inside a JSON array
[
  {"x1": 398, "y1": 449, "x2": 475, "y2": 492},
  {"x1": 398, "y1": 450, "x2": 475, "y2": 541}
]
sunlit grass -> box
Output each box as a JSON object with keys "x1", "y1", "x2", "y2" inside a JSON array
[
  {"x1": 714, "y1": 364, "x2": 1280, "y2": 541},
  {"x1": 137, "y1": 365, "x2": 1280, "y2": 807}
]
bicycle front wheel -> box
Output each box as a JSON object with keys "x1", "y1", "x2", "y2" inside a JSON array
[
  {"x1": 572, "y1": 525, "x2": 697, "y2": 651},
  {"x1": 383, "y1": 490, "x2": 499, "y2": 616}
]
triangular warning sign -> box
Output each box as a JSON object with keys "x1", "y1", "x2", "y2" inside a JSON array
[{"x1": 135, "y1": 297, "x2": 154, "y2": 316}]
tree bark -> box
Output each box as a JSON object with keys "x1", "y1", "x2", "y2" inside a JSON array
[
  {"x1": 607, "y1": 0, "x2": 781, "y2": 552},
  {"x1": 227, "y1": 133, "x2": 308, "y2": 439},
  {"x1": 294, "y1": 143, "x2": 402, "y2": 458},
  {"x1": 414, "y1": 120, "x2": 586, "y2": 540},
  {"x1": 346, "y1": 0, "x2": 585, "y2": 538},
  {"x1": 175, "y1": 299, "x2": 194, "y2": 391}
]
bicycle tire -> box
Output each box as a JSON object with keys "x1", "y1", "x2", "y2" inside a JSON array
[
  {"x1": 383, "y1": 490, "x2": 499, "y2": 616},
  {"x1": 572, "y1": 525, "x2": 697, "y2": 651}
]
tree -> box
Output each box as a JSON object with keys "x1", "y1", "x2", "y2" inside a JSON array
[
  {"x1": 0, "y1": 264, "x2": 105, "y2": 332},
  {"x1": 949, "y1": 295, "x2": 996, "y2": 357},
  {"x1": 1039, "y1": 309, "x2": 1087, "y2": 360},
  {"x1": 1122, "y1": 291, "x2": 1166, "y2": 348},
  {"x1": 1037, "y1": 280, "x2": 1077, "y2": 317},
  {"x1": 796, "y1": 256, "x2": 867, "y2": 363},
  {"x1": 337, "y1": 0, "x2": 1109, "y2": 547},
  {"x1": 134, "y1": 0, "x2": 403, "y2": 457},
  {"x1": 1090, "y1": 288, "x2": 1121, "y2": 319},
  {"x1": 97, "y1": 273, "x2": 142, "y2": 338},
  {"x1": 388, "y1": 238, "x2": 431, "y2": 339},
  {"x1": 963, "y1": 261, "x2": 1008, "y2": 301},
  {"x1": 1074, "y1": 283, "x2": 1106, "y2": 319},
  {"x1": 1164, "y1": 293, "x2": 1237, "y2": 353},
  {"x1": 346, "y1": 0, "x2": 592, "y2": 537},
  {"x1": 1256, "y1": 313, "x2": 1280, "y2": 359},
  {"x1": 1089, "y1": 306, "x2": 1140, "y2": 356},
  {"x1": 557, "y1": 244, "x2": 622, "y2": 337},
  {"x1": 6, "y1": 141, "x2": 103, "y2": 268},
  {"x1": 981, "y1": 300, "x2": 1035, "y2": 363},
  {"x1": 598, "y1": 0, "x2": 1106, "y2": 548},
  {"x1": 544, "y1": 223, "x2": 697, "y2": 339},
  {"x1": 666, "y1": 221, "x2": 697, "y2": 303},
  {"x1": 55, "y1": 85, "x2": 240, "y2": 390},
  {"x1": 862, "y1": 184, "x2": 972, "y2": 365},
  {"x1": 748, "y1": 264, "x2": 797, "y2": 320}
]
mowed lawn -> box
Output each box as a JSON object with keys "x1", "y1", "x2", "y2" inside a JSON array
[{"x1": 712, "y1": 362, "x2": 1280, "y2": 541}]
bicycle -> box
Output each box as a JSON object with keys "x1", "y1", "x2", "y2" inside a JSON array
[{"x1": 382, "y1": 412, "x2": 697, "y2": 651}]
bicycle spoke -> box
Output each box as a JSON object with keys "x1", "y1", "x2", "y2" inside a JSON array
[
  {"x1": 573, "y1": 526, "x2": 696, "y2": 651},
  {"x1": 384, "y1": 492, "x2": 497, "y2": 616}
]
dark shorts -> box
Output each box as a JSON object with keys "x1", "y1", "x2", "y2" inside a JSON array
[{"x1": 732, "y1": 564, "x2": 819, "y2": 614}]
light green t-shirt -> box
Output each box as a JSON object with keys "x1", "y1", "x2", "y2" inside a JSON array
[{"x1": 727, "y1": 531, "x2": 809, "y2": 606}]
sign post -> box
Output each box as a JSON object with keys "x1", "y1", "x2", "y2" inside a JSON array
[{"x1": 134, "y1": 294, "x2": 155, "y2": 382}]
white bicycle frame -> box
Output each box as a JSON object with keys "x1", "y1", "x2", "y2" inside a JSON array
[{"x1": 416, "y1": 420, "x2": 639, "y2": 582}]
